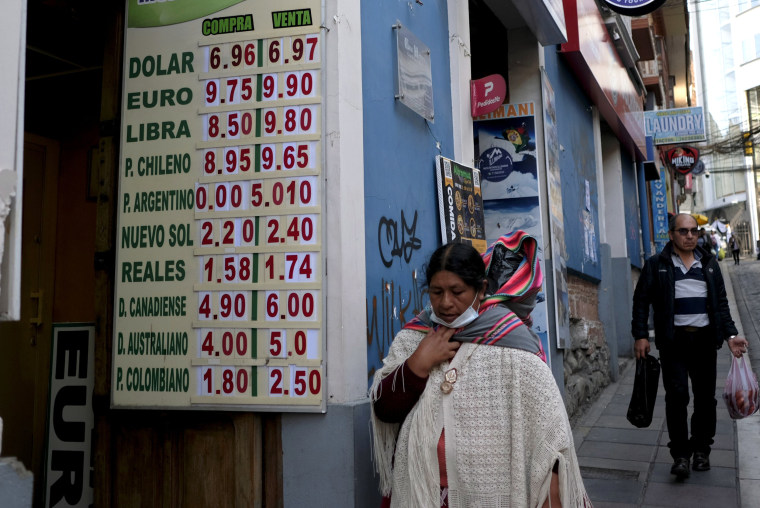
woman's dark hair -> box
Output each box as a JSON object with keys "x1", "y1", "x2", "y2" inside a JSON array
[{"x1": 425, "y1": 242, "x2": 486, "y2": 290}]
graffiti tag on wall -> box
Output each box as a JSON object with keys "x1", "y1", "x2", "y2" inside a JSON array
[
  {"x1": 377, "y1": 210, "x2": 422, "y2": 267},
  {"x1": 366, "y1": 272, "x2": 426, "y2": 379}
]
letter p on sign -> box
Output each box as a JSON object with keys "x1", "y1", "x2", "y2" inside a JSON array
[{"x1": 470, "y1": 74, "x2": 506, "y2": 117}]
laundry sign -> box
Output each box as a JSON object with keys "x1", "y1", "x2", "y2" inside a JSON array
[{"x1": 644, "y1": 107, "x2": 706, "y2": 145}]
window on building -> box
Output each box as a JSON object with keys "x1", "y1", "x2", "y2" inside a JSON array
[
  {"x1": 742, "y1": 34, "x2": 760, "y2": 62},
  {"x1": 739, "y1": 0, "x2": 760, "y2": 12},
  {"x1": 721, "y1": 25, "x2": 734, "y2": 68}
]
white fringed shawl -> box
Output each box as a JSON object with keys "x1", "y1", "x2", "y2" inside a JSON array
[{"x1": 370, "y1": 329, "x2": 590, "y2": 508}]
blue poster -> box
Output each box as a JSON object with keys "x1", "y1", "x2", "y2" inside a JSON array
[
  {"x1": 650, "y1": 168, "x2": 669, "y2": 252},
  {"x1": 474, "y1": 103, "x2": 551, "y2": 361}
]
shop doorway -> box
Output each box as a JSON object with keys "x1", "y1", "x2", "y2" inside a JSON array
[{"x1": 0, "y1": 134, "x2": 59, "y2": 506}]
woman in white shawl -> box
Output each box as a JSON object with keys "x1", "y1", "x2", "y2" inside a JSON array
[{"x1": 371, "y1": 234, "x2": 591, "y2": 508}]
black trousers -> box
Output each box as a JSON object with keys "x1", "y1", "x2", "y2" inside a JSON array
[
  {"x1": 732, "y1": 250, "x2": 740, "y2": 264},
  {"x1": 659, "y1": 328, "x2": 717, "y2": 459}
]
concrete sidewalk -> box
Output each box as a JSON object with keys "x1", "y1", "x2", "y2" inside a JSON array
[{"x1": 571, "y1": 257, "x2": 760, "y2": 507}]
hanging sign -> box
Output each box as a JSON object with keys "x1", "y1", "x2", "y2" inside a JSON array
[
  {"x1": 435, "y1": 156, "x2": 487, "y2": 253},
  {"x1": 112, "y1": 0, "x2": 325, "y2": 412},
  {"x1": 470, "y1": 74, "x2": 506, "y2": 118},
  {"x1": 644, "y1": 107, "x2": 706, "y2": 145},
  {"x1": 667, "y1": 146, "x2": 699, "y2": 175},
  {"x1": 601, "y1": 0, "x2": 667, "y2": 16}
]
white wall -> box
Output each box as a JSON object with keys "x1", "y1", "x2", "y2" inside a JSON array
[
  {"x1": 735, "y1": 6, "x2": 760, "y2": 249},
  {"x1": 322, "y1": 0, "x2": 367, "y2": 404},
  {"x1": 601, "y1": 128, "x2": 628, "y2": 258},
  {"x1": 0, "y1": 0, "x2": 25, "y2": 321},
  {"x1": 448, "y1": 0, "x2": 475, "y2": 166}
]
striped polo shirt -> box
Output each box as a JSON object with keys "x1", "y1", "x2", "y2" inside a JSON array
[{"x1": 671, "y1": 250, "x2": 710, "y2": 328}]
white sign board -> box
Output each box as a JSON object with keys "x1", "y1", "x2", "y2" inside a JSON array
[
  {"x1": 45, "y1": 324, "x2": 95, "y2": 508},
  {"x1": 112, "y1": 0, "x2": 325, "y2": 411}
]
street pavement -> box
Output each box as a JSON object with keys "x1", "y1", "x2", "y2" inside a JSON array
[{"x1": 571, "y1": 256, "x2": 760, "y2": 507}]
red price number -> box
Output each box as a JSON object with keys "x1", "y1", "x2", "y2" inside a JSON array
[
  {"x1": 210, "y1": 182, "x2": 246, "y2": 212},
  {"x1": 226, "y1": 110, "x2": 254, "y2": 140},
  {"x1": 203, "y1": 149, "x2": 217, "y2": 174},
  {"x1": 265, "y1": 214, "x2": 317, "y2": 245},
  {"x1": 196, "y1": 183, "x2": 209, "y2": 212},
  {"x1": 282, "y1": 105, "x2": 317, "y2": 135},
  {"x1": 206, "y1": 42, "x2": 257, "y2": 71},
  {"x1": 283, "y1": 70, "x2": 316, "y2": 99},
  {"x1": 224, "y1": 77, "x2": 254, "y2": 105},
  {"x1": 204, "y1": 79, "x2": 220, "y2": 106},
  {"x1": 265, "y1": 329, "x2": 318, "y2": 359},
  {"x1": 290, "y1": 367, "x2": 322, "y2": 397},
  {"x1": 261, "y1": 73, "x2": 278, "y2": 101},
  {"x1": 198, "y1": 291, "x2": 250, "y2": 321},
  {"x1": 267, "y1": 38, "x2": 283, "y2": 65},
  {"x1": 204, "y1": 114, "x2": 222, "y2": 141},
  {"x1": 198, "y1": 328, "x2": 251, "y2": 358},
  {"x1": 261, "y1": 108, "x2": 278, "y2": 137},
  {"x1": 251, "y1": 177, "x2": 314, "y2": 210},
  {"x1": 198, "y1": 218, "x2": 258, "y2": 248},
  {"x1": 222, "y1": 146, "x2": 253, "y2": 175},
  {"x1": 267, "y1": 329, "x2": 287, "y2": 358},
  {"x1": 260, "y1": 142, "x2": 315, "y2": 172},
  {"x1": 281, "y1": 143, "x2": 311, "y2": 170},
  {"x1": 260, "y1": 144, "x2": 276, "y2": 171},
  {"x1": 261, "y1": 106, "x2": 319, "y2": 137},
  {"x1": 201, "y1": 366, "x2": 251, "y2": 396},
  {"x1": 289, "y1": 35, "x2": 319, "y2": 63},
  {"x1": 264, "y1": 290, "x2": 319, "y2": 322},
  {"x1": 267, "y1": 366, "x2": 321, "y2": 398},
  {"x1": 284, "y1": 252, "x2": 316, "y2": 282},
  {"x1": 201, "y1": 254, "x2": 253, "y2": 283},
  {"x1": 263, "y1": 251, "x2": 317, "y2": 282},
  {"x1": 273, "y1": 177, "x2": 315, "y2": 206}
]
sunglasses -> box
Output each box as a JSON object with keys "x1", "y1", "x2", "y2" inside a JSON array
[{"x1": 674, "y1": 228, "x2": 699, "y2": 236}]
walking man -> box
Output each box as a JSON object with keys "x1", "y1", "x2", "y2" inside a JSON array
[
  {"x1": 729, "y1": 234, "x2": 741, "y2": 265},
  {"x1": 631, "y1": 213, "x2": 748, "y2": 479}
]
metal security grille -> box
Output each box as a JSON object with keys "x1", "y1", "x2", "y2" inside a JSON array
[{"x1": 733, "y1": 221, "x2": 752, "y2": 256}]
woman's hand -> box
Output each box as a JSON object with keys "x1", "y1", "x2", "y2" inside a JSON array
[{"x1": 406, "y1": 326, "x2": 459, "y2": 378}]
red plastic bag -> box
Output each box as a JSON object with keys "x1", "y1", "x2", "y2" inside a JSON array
[{"x1": 723, "y1": 354, "x2": 760, "y2": 419}]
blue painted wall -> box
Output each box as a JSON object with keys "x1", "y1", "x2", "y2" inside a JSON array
[
  {"x1": 543, "y1": 49, "x2": 602, "y2": 281},
  {"x1": 621, "y1": 149, "x2": 642, "y2": 268},
  {"x1": 362, "y1": 1, "x2": 455, "y2": 379}
]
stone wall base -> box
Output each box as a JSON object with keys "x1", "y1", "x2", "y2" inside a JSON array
[{"x1": 564, "y1": 275, "x2": 611, "y2": 418}]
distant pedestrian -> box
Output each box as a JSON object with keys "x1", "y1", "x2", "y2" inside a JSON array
[
  {"x1": 710, "y1": 232, "x2": 720, "y2": 256},
  {"x1": 631, "y1": 213, "x2": 748, "y2": 480},
  {"x1": 729, "y1": 235, "x2": 741, "y2": 265},
  {"x1": 697, "y1": 228, "x2": 706, "y2": 248}
]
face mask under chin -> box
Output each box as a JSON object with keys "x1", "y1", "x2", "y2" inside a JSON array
[{"x1": 430, "y1": 293, "x2": 481, "y2": 328}]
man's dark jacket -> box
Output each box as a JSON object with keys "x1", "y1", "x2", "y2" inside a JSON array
[{"x1": 631, "y1": 241, "x2": 738, "y2": 349}]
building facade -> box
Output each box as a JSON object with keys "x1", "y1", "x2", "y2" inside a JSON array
[
  {"x1": 690, "y1": 0, "x2": 760, "y2": 255},
  {"x1": 0, "y1": 0, "x2": 690, "y2": 505}
]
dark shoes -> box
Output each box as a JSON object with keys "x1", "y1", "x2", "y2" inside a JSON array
[
  {"x1": 692, "y1": 452, "x2": 711, "y2": 471},
  {"x1": 671, "y1": 458, "x2": 690, "y2": 479}
]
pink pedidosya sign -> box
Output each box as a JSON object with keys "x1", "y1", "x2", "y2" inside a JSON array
[{"x1": 471, "y1": 74, "x2": 506, "y2": 117}]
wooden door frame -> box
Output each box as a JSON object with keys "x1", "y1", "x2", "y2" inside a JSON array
[{"x1": 23, "y1": 132, "x2": 60, "y2": 506}]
